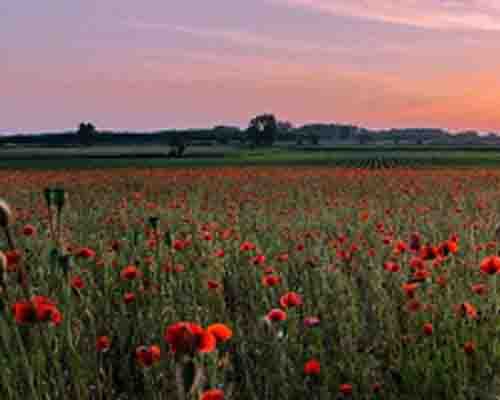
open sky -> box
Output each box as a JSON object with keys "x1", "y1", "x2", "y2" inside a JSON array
[{"x1": 2, "y1": 0, "x2": 500, "y2": 133}]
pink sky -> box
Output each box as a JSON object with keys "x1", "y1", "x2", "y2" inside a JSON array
[{"x1": 2, "y1": 0, "x2": 500, "y2": 133}]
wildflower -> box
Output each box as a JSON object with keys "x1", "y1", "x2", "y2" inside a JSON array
[
  {"x1": 471, "y1": 283, "x2": 488, "y2": 296},
  {"x1": 123, "y1": 292, "x2": 136, "y2": 304},
  {"x1": 213, "y1": 249, "x2": 225, "y2": 258},
  {"x1": 266, "y1": 309, "x2": 287, "y2": 322},
  {"x1": 135, "y1": 345, "x2": 161, "y2": 367},
  {"x1": 383, "y1": 261, "x2": 400, "y2": 273},
  {"x1": 164, "y1": 322, "x2": 216, "y2": 354},
  {"x1": 262, "y1": 275, "x2": 281, "y2": 287},
  {"x1": 96, "y1": 336, "x2": 111, "y2": 352},
  {"x1": 456, "y1": 302, "x2": 478, "y2": 319},
  {"x1": 22, "y1": 224, "x2": 36, "y2": 237},
  {"x1": 406, "y1": 299, "x2": 422, "y2": 313},
  {"x1": 200, "y1": 389, "x2": 224, "y2": 400},
  {"x1": 339, "y1": 383, "x2": 353, "y2": 396},
  {"x1": 304, "y1": 359, "x2": 321, "y2": 375},
  {"x1": 422, "y1": 323, "x2": 433, "y2": 336},
  {"x1": 464, "y1": 341, "x2": 476, "y2": 354},
  {"x1": 206, "y1": 323, "x2": 233, "y2": 344},
  {"x1": 207, "y1": 280, "x2": 221, "y2": 290},
  {"x1": 402, "y1": 282, "x2": 419, "y2": 298},
  {"x1": 480, "y1": 256, "x2": 500, "y2": 275},
  {"x1": 277, "y1": 253, "x2": 289, "y2": 262},
  {"x1": 240, "y1": 241, "x2": 256, "y2": 252},
  {"x1": 70, "y1": 275, "x2": 85, "y2": 290},
  {"x1": 372, "y1": 383, "x2": 382, "y2": 393},
  {"x1": 120, "y1": 265, "x2": 141, "y2": 280},
  {"x1": 303, "y1": 316, "x2": 321, "y2": 327},
  {"x1": 76, "y1": 247, "x2": 95, "y2": 259},
  {"x1": 279, "y1": 292, "x2": 303, "y2": 308},
  {"x1": 12, "y1": 296, "x2": 62, "y2": 326},
  {"x1": 5, "y1": 250, "x2": 21, "y2": 270},
  {"x1": 251, "y1": 254, "x2": 266, "y2": 265}
]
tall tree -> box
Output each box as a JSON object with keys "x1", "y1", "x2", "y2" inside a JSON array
[
  {"x1": 247, "y1": 114, "x2": 277, "y2": 147},
  {"x1": 77, "y1": 122, "x2": 96, "y2": 146}
]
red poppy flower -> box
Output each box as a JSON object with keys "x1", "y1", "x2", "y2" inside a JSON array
[
  {"x1": 239, "y1": 241, "x2": 256, "y2": 252},
  {"x1": 22, "y1": 224, "x2": 37, "y2": 237},
  {"x1": 12, "y1": 296, "x2": 62, "y2": 326},
  {"x1": 464, "y1": 341, "x2": 476, "y2": 354},
  {"x1": 135, "y1": 345, "x2": 161, "y2": 367},
  {"x1": 471, "y1": 283, "x2": 487, "y2": 296},
  {"x1": 456, "y1": 302, "x2": 478, "y2": 319},
  {"x1": 303, "y1": 316, "x2": 321, "y2": 327},
  {"x1": 207, "y1": 280, "x2": 221, "y2": 290},
  {"x1": 402, "y1": 282, "x2": 419, "y2": 298},
  {"x1": 206, "y1": 323, "x2": 233, "y2": 344},
  {"x1": 266, "y1": 309, "x2": 287, "y2": 322},
  {"x1": 120, "y1": 265, "x2": 141, "y2": 280},
  {"x1": 480, "y1": 256, "x2": 500, "y2": 275},
  {"x1": 406, "y1": 299, "x2": 422, "y2": 313},
  {"x1": 71, "y1": 275, "x2": 85, "y2": 290},
  {"x1": 262, "y1": 275, "x2": 281, "y2": 287},
  {"x1": 123, "y1": 292, "x2": 136, "y2": 304},
  {"x1": 277, "y1": 253, "x2": 289, "y2": 262},
  {"x1": 200, "y1": 389, "x2": 224, "y2": 400},
  {"x1": 304, "y1": 359, "x2": 321, "y2": 375},
  {"x1": 279, "y1": 292, "x2": 303, "y2": 308},
  {"x1": 339, "y1": 384, "x2": 353, "y2": 396},
  {"x1": 96, "y1": 336, "x2": 111, "y2": 352},
  {"x1": 5, "y1": 250, "x2": 21, "y2": 270},
  {"x1": 164, "y1": 322, "x2": 216, "y2": 354},
  {"x1": 77, "y1": 247, "x2": 95, "y2": 259},
  {"x1": 383, "y1": 261, "x2": 400, "y2": 273},
  {"x1": 251, "y1": 254, "x2": 266, "y2": 265},
  {"x1": 422, "y1": 322, "x2": 433, "y2": 336},
  {"x1": 372, "y1": 383, "x2": 382, "y2": 393}
]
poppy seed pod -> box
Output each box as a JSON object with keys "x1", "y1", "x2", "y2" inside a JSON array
[
  {"x1": 43, "y1": 188, "x2": 53, "y2": 208},
  {"x1": 53, "y1": 188, "x2": 66, "y2": 212},
  {"x1": 0, "y1": 199, "x2": 13, "y2": 228}
]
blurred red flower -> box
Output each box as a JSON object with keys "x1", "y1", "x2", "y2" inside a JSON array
[
  {"x1": 135, "y1": 345, "x2": 161, "y2": 367},
  {"x1": 266, "y1": 309, "x2": 287, "y2": 322},
  {"x1": 279, "y1": 292, "x2": 303, "y2": 308},
  {"x1": 96, "y1": 336, "x2": 111, "y2": 352},
  {"x1": 12, "y1": 296, "x2": 62, "y2": 326},
  {"x1": 207, "y1": 323, "x2": 233, "y2": 344},
  {"x1": 164, "y1": 322, "x2": 216, "y2": 354},
  {"x1": 200, "y1": 389, "x2": 224, "y2": 400},
  {"x1": 304, "y1": 359, "x2": 321, "y2": 375}
]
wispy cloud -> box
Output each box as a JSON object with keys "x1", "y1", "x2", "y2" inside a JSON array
[
  {"x1": 124, "y1": 18, "x2": 404, "y2": 56},
  {"x1": 272, "y1": 0, "x2": 500, "y2": 31}
]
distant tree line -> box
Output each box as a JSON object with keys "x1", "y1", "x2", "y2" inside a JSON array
[{"x1": 2, "y1": 117, "x2": 498, "y2": 151}]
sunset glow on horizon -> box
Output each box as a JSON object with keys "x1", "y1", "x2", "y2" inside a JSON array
[{"x1": 2, "y1": 0, "x2": 500, "y2": 133}]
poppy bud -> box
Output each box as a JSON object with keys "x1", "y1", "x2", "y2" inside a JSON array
[
  {"x1": 53, "y1": 188, "x2": 66, "y2": 212},
  {"x1": 148, "y1": 216, "x2": 159, "y2": 230},
  {"x1": 43, "y1": 188, "x2": 53, "y2": 208}
]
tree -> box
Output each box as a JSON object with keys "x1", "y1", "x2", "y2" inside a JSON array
[
  {"x1": 167, "y1": 132, "x2": 187, "y2": 158},
  {"x1": 247, "y1": 114, "x2": 277, "y2": 147},
  {"x1": 357, "y1": 133, "x2": 373, "y2": 145},
  {"x1": 309, "y1": 133, "x2": 320, "y2": 145},
  {"x1": 77, "y1": 122, "x2": 97, "y2": 146},
  {"x1": 213, "y1": 126, "x2": 240, "y2": 145}
]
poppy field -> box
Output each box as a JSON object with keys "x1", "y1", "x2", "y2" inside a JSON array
[{"x1": 1, "y1": 166, "x2": 500, "y2": 399}]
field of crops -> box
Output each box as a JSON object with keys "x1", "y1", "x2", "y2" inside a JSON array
[
  {"x1": 2, "y1": 166, "x2": 500, "y2": 399},
  {"x1": 3, "y1": 147, "x2": 500, "y2": 170}
]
